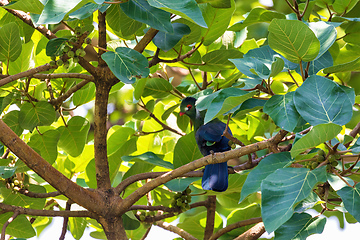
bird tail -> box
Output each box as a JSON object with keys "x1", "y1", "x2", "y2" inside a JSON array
[{"x1": 201, "y1": 162, "x2": 228, "y2": 192}]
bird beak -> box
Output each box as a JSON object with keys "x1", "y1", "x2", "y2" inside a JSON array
[{"x1": 179, "y1": 112, "x2": 185, "y2": 116}]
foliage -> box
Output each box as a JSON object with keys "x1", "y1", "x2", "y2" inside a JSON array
[{"x1": 0, "y1": 0, "x2": 360, "y2": 239}]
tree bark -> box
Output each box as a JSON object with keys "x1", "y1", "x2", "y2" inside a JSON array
[{"x1": 99, "y1": 215, "x2": 128, "y2": 240}]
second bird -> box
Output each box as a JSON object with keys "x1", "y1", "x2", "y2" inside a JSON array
[{"x1": 179, "y1": 97, "x2": 232, "y2": 192}]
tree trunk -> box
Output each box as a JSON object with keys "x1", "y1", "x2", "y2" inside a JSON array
[{"x1": 99, "y1": 215, "x2": 128, "y2": 240}]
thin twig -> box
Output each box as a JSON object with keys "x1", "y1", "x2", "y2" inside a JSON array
[
  {"x1": 1, "y1": 210, "x2": 20, "y2": 240},
  {"x1": 59, "y1": 201, "x2": 72, "y2": 240},
  {"x1": 155, "y1": 221, "x2": 197, "y2": 240}
]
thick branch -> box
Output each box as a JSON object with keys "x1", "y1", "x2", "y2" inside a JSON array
[
  {"x1": 204, "y1": 196, "x2": 216, "y2": 240},
  {"x1": 97, "y1": 10, "x2": 107, "y2": 67},
  {"x1": 209, "y1": 217, "x2": 263, "y2": 240},
  {"x1": 93, "y1": 81, "x2": 112, "y2": 190},
  {"x1": 32, "y1": 73, "x2": 95, "y2": 80},
  {"x1": 155, "y1": 221, "x2": 197, "y2": 240},
  {"x1": 134, "y1": 28, "x2": 159, "y2": 53},
  {"x1": 0, "y1": 64, "x2": 55, "y2": 87},
  {"x1": 115, "y1": 130, "x2": 288, "y2": 214},
  {"x1": 0, "y1": 120, "x2": 103, "y2": 214},
  {"x1": 17, "y1": 189, "x2": 61, "y2": 198},
  {"x1": 234, "y1": 222, "x2": 265, "y2": 240},
  {"x1": 0, "y1": 203, "x2": 94, "y2": 218}
]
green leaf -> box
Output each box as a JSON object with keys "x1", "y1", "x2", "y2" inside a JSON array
[
  {"x1": 19, "y1": 101, "x2": 56, "y2": 130},
  {"x1": 153, "y1": 23, "x2": 191, "y2": 51},
  {"x1": 261, "y1": 167, "x2": 327, "y2": 233},
  {"x1": 122, "y1": 162, "x2": 154, "y2": 181},
  {"x1": 162, "y1": 104, "x2": 179, "y2": 121},
  {"x1": 268, "y1": 19, "x2": 320, "y2": 63},
  {"x1": 37, "y1": 0, "x2": 82, "y2": 24},
  {"x1": 69, "y1": 217, "x2": 86, "y2": 240},
  {"x1": 291, "y1": 123, "x2": 342, "y2": 158},
  {"x1": 1, "y1": 184, "x2": 46, "y2": 209},
  {"x1": 107, "y1": 126, "x2": 135, "y2": 155},
  {"x1": 101, "y1": 47, "x2": 149, "y2": 84},
  {"x1": 333, "y1": 0, "x2": 359, "y2": 13},
  {"x1": 45, "y1": 38, "x2": 68, "y2": 57},
  {"x1": 122, "y1": 212, "x2": 140, "y2": 230},
  {"x1": 57, "y1": 116, "x2": 90, "y2": 157},
  {"x1": 2, "y1": 110, "x2": 23, "y2": 136},
  {"x1": 264, "y1": 92, "x2": 305, "y2": 132},
  {"x1": 226, "y1": 203, "x2": 261, "y2": 236},
  {"x1": 200, "y1": 0, "x2": 235, "y2": 46},
  {"x1": 69, "y1": 2, "x2": 101, "y2": 20},
  {"x1": 337, "y1": 185, "x2": 360, "y2": 222},
  {"x1": 327, "y1": 173, "x2": 354, "y2": 191},
  {"x1": 122, "y1": 152, "x2": 173, "y2": 169},
  {"x1": 173, "y1": 131, "x2": 203, "y2": 168},
  {"x1": 323, "y1": 56, "x2": 360, "y2": 74},
  {"x1": 8, "y1": 40, "x2": 34, "y2": 75},
  {"x1": 0, "y1": 166, "x2": 16, "y2": 179},
  {"x1": 3, "y1": 0, "x2": 44, "y2": 14},
  {"x1": 197, "y1": 0, "x2": 232, "y2": 8},
  {"x1": 164, "y1": 177, "x2": 201, "y2": 192},
  {"x1": 274, "y1": 213, "x2": 326, "y2": 240},
  {"x1": 120, "y1": 0, "x2": 173, "y2": 33},
  {"x1": 148, "y1": 0, "x2": 207, "y2": 27},
  {"x1": 106, "y1": 4, "x2": 143, "y2": 38},
  {"x1": 196, "y1": 88, "x2": 257, "y2": 124},
  {"x1": 0, "y1": 22, "x2": 22, "y2": 62},
  {"x1": 142, "y1": 78, "x2": 173, "y2": 98},
  {"x1": 240, "y1": 152, "x2": 293, "y2": 201},
  {"x1": 294, "y1": 75, "x2": 353, "y2": 126},
  {"x1": 72, "y1": 82, "x2": 95, "y2": 106},
  {"x1": 200, "y1": 49, "x2": 243, "y2": 72},
  {"x1": 133, "y1": 78, "x2": 147, "y2": 100},
  {"x1": 0, "y1": 213, "x2": 36, "y2": 238},
  {"x1": 28, "y1": 130, "x2": 60, "y2": 164},
  {"x1": 228, "y1": 8, "x2": 285, "y2": 31},
  {"x1": 308, "y1": 21, "x2": 337, "y2": 60}
]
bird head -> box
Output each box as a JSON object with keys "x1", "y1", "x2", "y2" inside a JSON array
[{"x1": 179, "y1": 97, "x2": 197, "y2": 119}]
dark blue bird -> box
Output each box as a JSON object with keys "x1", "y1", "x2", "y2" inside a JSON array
[{"x1": 179, "y1": 97, "x2": 232, "y2": 192}]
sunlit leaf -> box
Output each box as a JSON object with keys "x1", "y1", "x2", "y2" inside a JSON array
[
  {"x1": 0, "y1": 22, "x2": 22, "y2": 62},
  {"x1": 37, "y1": 0, "x2": 82, "y2": 24}
]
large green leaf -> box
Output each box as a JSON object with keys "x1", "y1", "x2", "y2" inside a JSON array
[
  {"x1": 153, "y1": 23, "x2": 191, "y2": 51},
  {"x1": 291, "y1": 123, "x2": 342, "y2": 158},
  {"x1": 200, "y1": 0, "x2": 235, "y2": 46},
  {"x1": 264, "y1": 92, "x2": 305, "y2": 132},
  {"x1": 68, "y1": 2, "x2": 101, "y2": 20},
  {"x1": 57, "y1": 116, "x2": 90, "y2": 157},
  {"x1": 101, "y1": 47, "x2": 149, "y2": 84},
  {"x1": 268, "y1": 19, "x2": 320, "y2": 63},
  {"x1": 323, "y1": 56, "x2": 360, "y2": 74},
  {"x1": 1, "y1": 184, "x2": 46, "y2": 209},
  {"x1": 142, "y1": 77, "x2": 173, "y2": 98},
  {"x1": 122, "y1": 152, "x2": 173, "y2": 169},
  {"x1": 8, "y1": 40, "x2": 34, "y2": 75},
  {"x1": 106, "y1": 4, "x2": 143, "y2": 38},
  {"x1": 173, "y1": 131, "x2": 203, "y2": 168},
  {"x1": 72, "y1": 82, "x2": 95, "y2": 106},
  {"x1": 69, "y1": 217, "x2": 86, "y2": 240},
  {"x1": 261, "y1": 167, "x2": 327, "y2": 233},
  {"x1": 0, "y1": 22, "x2": 22, "y2": 62},
  {"x1": 28, "y1": 130, "x2": 60, "y2": 164},
  {"x1": 196, "y1": 87, "x2": 257, "y2": 124},
  {"x1": 228, "y1": 8, "x2": 285, "y2": 31},
  {"x1": 274, "y1": 213, "x2": 326, "y2": 240},
  {"x1": 308, "y1": 21, "x2": 337, "y2": 60},
  {"x1": 332, "y1": 0, "x2": 359, "y2": 13},
  {"x1": 164, "y1": 177, "x2": 201, "y2": 192},
  {"x1": 0, "y1": 212, "x2": 36, "y2": 238},
  {"x1": 37, "y1": 0, "x2": 82, "y2": 24},
  {"x1": 294, "y1": 75, "x2": 353, "y2": 126},
  {"x1": 337, "y1": 185, "x2": 360, "y2": 222},
  {"x1": 45, "y1": 38, "x2": 68, "y2": 57},
  {"x1": 2, "y1": 110, "x2": 23, "y2": 136},
  {"x1": 240, "y1": 152, "x2": 293, "y2": 201},
  {"x1": 148, "y1": 0, "x2": 207, "y2": 28},
  {"x1": 0, "y1": 166, "x2": 16, "y2": 179},
  {"x1": 19, "y1": 101, "x2": 56, "y2": 130},
  {"x1": 3, "y1": 0, "x2": 44, "y2": 14},
  {"x1": 107, "y1": 126, "x2": 135, "y2": 155},
  {"x1": 120, "y1": 0, "x2": 173, "y2": 33},
  {"x1": 200, "y1": 49, "x2": 243, "y2": 72}
]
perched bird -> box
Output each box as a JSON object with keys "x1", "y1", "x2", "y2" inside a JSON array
[{"x1": 179, "y1": 97, "x2": 232, "y2": 192}]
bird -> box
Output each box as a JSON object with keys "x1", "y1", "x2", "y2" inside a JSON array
[{"x1": 179, "y1": 97, "x2": 232, "y2": 192}]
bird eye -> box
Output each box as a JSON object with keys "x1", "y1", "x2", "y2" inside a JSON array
[{"x1": 185, "y1": 104, "x2": 192, "y2": 111}]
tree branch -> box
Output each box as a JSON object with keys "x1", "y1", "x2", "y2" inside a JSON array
[
  {"x1": 59, "y1": 201, "x2": 72, "y2": 240},
  {"x1": 97, "y1": 10, "x2": 107, "y2": 67},
  {"x1": 31, "y1": 73, "x2": 95, "y2": 80},
  {"x1": 234, "y1": 222, "x2": 265, "y2": 240},
  {"x1": 134, "y1": 28, "x2": 159, "y2": 53},
  {"x1": 0, "y1": 120, "x2": 103, "y2": 214},
  {"x1": 115, "y1": 130, "x2": 288, "y2": 215},
  {"x1": 209, "y1": 217, "x2": 263, "y2": 240},
  {"x1": 1, "y1": 210, "x2": 19, "y2": 240},
  {"x1": 204, "y1": 195, "x2": 216, "y2": 240},
  {"x1": 17, "y1": 189, "x2": 61, "y2": 198},
  {"x1": 0, "y1": 64, "x2": 56, "y2": 87},
  {"x1": 0, "y1": 203, "x2": 94, "y2": 218},
  {"x1": 49, "y1": 79, "x2": 92, "y2": 106},
  {"x1": 155, "y1": 220, "x2": 197, "y2": 240}
]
